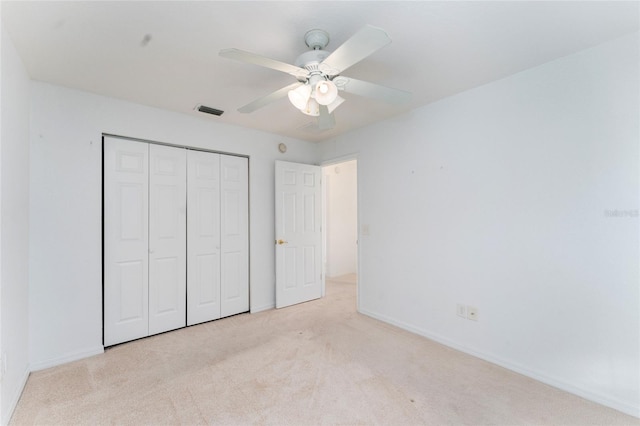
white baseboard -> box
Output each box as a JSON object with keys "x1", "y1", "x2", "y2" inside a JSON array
[
  {"x1": 358, "y1": 308, "x2": 640, "y2": 419},
  {"x1": 2, "y1": 366, "x2": 30, "y2": 426},
  {"x1": 29, "y1": 345, "x2": 104, "y2": 372},
  {"x1": 251, "y1": 303, "x2": 275, "y2": 314}
]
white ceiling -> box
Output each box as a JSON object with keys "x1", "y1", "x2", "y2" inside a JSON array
[{"x1": 2, "y1": 1, "x2": 638, "y2": 142}]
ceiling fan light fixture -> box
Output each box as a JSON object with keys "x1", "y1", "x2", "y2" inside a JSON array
[
  {"x1": 288, "y1": 84, "x2": 312, "y2": 110},
  {"x1": 327, "y1": 95, "x2": 345, "y2": 114},
  {"x1": 220, "y1": 25, "x2": 409, "y2": 130},
  {"x1": 301, "y1": 98, "x2": 320, "y2": 116},
  {"x1": 314, "y1": 80, "x2": 338, "y2": 105}
]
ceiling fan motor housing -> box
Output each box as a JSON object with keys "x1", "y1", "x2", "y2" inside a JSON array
[{"x1": 294, "y1": 49, "x2": 330, "y2": 70}]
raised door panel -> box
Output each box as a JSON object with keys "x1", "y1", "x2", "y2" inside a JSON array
[
  {"x1": 148, "y1": 144, "x2": 187, "y2": 335},
  {"x1": 187, "y1": 150, "x2": 222, "y2": 325},
  {"x1": 220, "y1": 155, "x2": 249, "y2": 317},
  {"x1": 104, "y1": 137, "x2": 149, "y2": 346},
  {"x1": 275, "y1": 161, "x2": 322, "y2": 308}
]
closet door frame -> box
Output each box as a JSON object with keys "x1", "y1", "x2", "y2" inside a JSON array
[{"x1": 102, "y1": 134, "x2": 250, "y2": 346}]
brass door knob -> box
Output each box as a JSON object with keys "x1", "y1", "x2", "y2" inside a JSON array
[{"x1": 276, "y1": 239, "x2": 288, "y2": 245}]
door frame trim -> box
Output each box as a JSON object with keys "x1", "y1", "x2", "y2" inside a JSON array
[
  {"x1": 320, "y1": 153, "x2": 360, "y2": 312},
  {"x1": 102, "y1": 133, "x2": 248, "y2": 159}
]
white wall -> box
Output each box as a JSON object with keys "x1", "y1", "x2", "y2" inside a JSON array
[
  {"x1": 0, "y1": 26, "x2": 31, "y2": 425},
  {"x1": 28, "y1": 82, "x2": 318, "y2": 370},
  {"x1": 324, "y1": 160, "x2": 357, "y2": 277},
  {"x1": 13, "y1": 22, "x2": 640, "y2": 421},
  {"x1": 319, "y1": 33, "x2": 639, "y2": 417}
]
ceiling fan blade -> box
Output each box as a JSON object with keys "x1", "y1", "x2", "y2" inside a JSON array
[
  {"x1": 219, "y1": 48, "x2": 308, "y2": 79},
  {"x1": 317, "y1": 105, "x2": 335, "y2": 130},
  {"x1": 336, "y1": 77, "x2": 411, "y2": 104},
  {"x1": 321, "y1": 25, "x2": 392, "y2": 75},
  {"x1": 238, "y1": 82, "x2": 302, "y2": 113}
]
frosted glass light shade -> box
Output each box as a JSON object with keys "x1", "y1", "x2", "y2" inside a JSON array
[
  {"x1": 288, "y1": 84, "x2": 312, "y2": 110},
  {"x1": 314, "y1": 80, "x2": 338, "y2": 105},
  {"x1": 301, "y1": 98, "x2": 320, "y2": 116}
]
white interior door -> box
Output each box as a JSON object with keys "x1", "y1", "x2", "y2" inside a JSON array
[
  {"x1": 220, "y1": 155, "x2": 249, "y2": 317},
  {"x1": 275, "y1": 161, "x2": 322, "y2": 308},
  {"x1": 148, "y1": 144, "x2": 187, "y2": 335},
  {"x1": 104, "y1": 137, "x2": 149, "y2": 346},
  {"x1": 187, "y1": 150, "x2": 221, "y2": 325}
]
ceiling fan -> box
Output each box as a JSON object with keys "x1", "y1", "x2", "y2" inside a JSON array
[{"x1": 219, "y1": 25, "x2": 411, "y2": 130}]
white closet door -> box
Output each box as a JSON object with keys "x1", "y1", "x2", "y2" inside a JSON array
[
  {"x1": 220, "y1": 155, "x2": 249, "y2": 317},
  {"x1": 104, "y1": 137, "x2": 149, "y2": 346},
  {"x1": 148, "y1": 144, "x2": 187, "y2": 335},
  {"x1": 187, "y1": 150, "x2": 221, "y2": 326}
]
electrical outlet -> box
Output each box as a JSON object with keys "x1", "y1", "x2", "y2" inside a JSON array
[
  {"x1": 456, "y1": 304, "x2": 466, "y2": 318},
  {"x1": 467, "y1": 306, "x2": 478, "y2": 321}
]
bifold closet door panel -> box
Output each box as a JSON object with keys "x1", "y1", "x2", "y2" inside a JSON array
[
  {"x1": 187, "y1": 150, "x2": 222, "y2": 326},
  {"x1": 148, "y1": 144, "x2": 187, "y2": 335},
  {"x1": 220, "y1": 155, "x2": 249, "y2": 317},
  {"x1": 104, "y1": 137, "x2": 150, "y2": 347}
]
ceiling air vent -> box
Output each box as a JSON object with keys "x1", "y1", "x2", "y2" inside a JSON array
[{"x1": 196, "y1": 105, "x2": 224, "y2": 116}]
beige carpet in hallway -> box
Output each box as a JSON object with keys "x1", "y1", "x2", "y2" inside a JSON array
[{"x1": 11, "y1": 277, "x2": 638, "y2": 425}]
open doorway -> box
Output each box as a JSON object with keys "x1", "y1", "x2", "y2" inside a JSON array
[{"x1": 323, "y1": 159, "x2": 358, "y2": 300}]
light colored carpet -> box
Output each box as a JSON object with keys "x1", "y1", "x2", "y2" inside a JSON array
[{"x1": 11, "y1": 278, "x2": 638, "y2": 425}]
